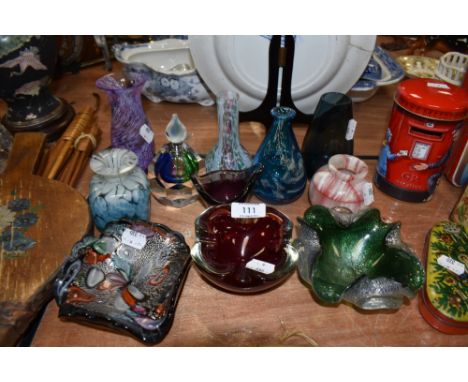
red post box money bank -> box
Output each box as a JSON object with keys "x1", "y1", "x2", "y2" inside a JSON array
[{"x1": 375, "y1": 78, "x2": 467, "y2": 202}]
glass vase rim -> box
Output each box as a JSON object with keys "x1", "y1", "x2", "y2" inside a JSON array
[
  {"x1": 318, "y1": 91, "x2": 352, "y2": 107},
  {"x1": 217, "y1": 90, "x2": 239, "y2": 100},
  {"x1": 192, "y1": 163, "x2": 264, "y2": 182},
  {"x1": 95, "y1": 72, "x2": 146, "y2": 91},
  {"x1": 90, "y1": 148, "x2": 139, "y2": 177},
  {"x1": 191, "y1": 164, "x2": 264, "y2": 205},
  {"x1": 194, "y1": 203, "x2": 293, "y2": 239},
  {"x1": 327, "y1": 154, "x2": 368, "y2": 181},
  {"x1": 270, "y1": 106, "x2": 296, "y2": 120}
]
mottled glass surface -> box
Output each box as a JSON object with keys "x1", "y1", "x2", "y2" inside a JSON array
[
  {"x1": 54, "y1": 220, "x2": 191, "y2": 344},
  {"x1": 205, "y1": 91, "x2": 251, "y2": 172},
  {"x1": 96, "y1": 73, "x2": 154, "y2": 171},
  {"x1": 253, "y1": 107, "x2": 306, "y2": 204},
  {"x1": 295, "y1": 205, "x2": 425, "y2": 309},
  {"x1": 89, "y1": 148, "x2": 150, "y2": 231}
]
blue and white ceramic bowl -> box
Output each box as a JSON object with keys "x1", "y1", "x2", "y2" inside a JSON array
[
  {"x1": 349, "y1": 46, "x2": 405, "y2": 103},
  {"x1": 113, "y1": 39, "x2": 214, "y2": 106}
]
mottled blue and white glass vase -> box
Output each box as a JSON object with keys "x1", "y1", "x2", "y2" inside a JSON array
[
  {"x1": 253, "y1": 107, "x2": 306, "y2": 204},
  {"x1": 96, "y1": 72, "x2": 154, "y2": 171},
  {"x1": 89, "y1": 148, "x2": 150, "y2": 231},
  {"x1": 205, "y1": 91, "x2": 251, "y2": 172}
]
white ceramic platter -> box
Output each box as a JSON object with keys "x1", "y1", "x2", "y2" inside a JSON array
[{"x1": 189, "y1": 35, "x2": 376, "y2": 114}]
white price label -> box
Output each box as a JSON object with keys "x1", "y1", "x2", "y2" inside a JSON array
[
  {"x1": 246, "y1": 259, "x2": 275, "y2": 275},
  {"x1": 139, "y1": 124, "x2": 154, "y2": 144},
  {"x1": 362, "y1": 182, "x2": 374, "y2": 206},
  {"x1": 346, "y1": 119, "x2": 357, "y2": 141},
  {"x1": 427, "y1": 82, "x2": 450, "y2": 89},
  {"x1": 231, "y1": 203, "x2": 266, "y2": 218},
  {"x1": 122, "y1": 228, "x2": 147, "y2": 250},
  {"x1": 437, "y1": 255, "x2": 465, "y2": 276}
]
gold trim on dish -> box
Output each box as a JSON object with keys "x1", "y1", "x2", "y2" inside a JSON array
[{"x1": 396, "y1": 55, "x2": 439, "y2": 79}]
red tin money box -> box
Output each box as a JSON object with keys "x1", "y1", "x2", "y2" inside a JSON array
[{"x1": 375, "y1": 78, "x2": 467, "y2": 202}]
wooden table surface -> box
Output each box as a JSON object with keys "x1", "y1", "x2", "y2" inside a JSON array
[{"x1": 20, "y1": 62, "x2": 465, "y2": 346}]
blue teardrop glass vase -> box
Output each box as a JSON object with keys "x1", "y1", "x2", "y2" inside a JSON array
[{"x1": 253, "y1": 107, "x2": 306, "y2": 204}]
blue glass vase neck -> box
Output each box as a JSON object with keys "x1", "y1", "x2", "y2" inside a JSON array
[{"x1": 271, "y1": 106, "x2": 296, "y2": 120}]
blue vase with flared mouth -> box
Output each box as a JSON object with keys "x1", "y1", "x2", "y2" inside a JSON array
[{"x1": 253, "y1": 106, "x2": 306, "y2": 204}]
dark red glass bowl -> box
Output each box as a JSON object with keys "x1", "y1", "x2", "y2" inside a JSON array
[{"x1": 191, "y1": 204, "x2": 298, "y2": 293}]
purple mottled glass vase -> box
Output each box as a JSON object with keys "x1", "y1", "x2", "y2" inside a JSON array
[{"x1": 96, "y1": 73, "x2": 154, "y2": 171}]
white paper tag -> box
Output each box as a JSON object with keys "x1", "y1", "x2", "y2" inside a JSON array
[
  {"x1": 427, "y1": 82, "x2": 450, "y2": 89},
  {"x1": 346, "y1": 119, "x2": 357, "y2": 141},
  {"x1": 246, "y1": 259, "x2": 275, "y2": 275},
  {"x1": 231, "y1": 203, "x2": 266, "y2": 218},
  {"x1": 139, "y1": 124, "x2": 154, "y2": 144},
  {"x1": 122, "y1": 228, "x2": 147, "y2": 250},
  {"x1": 437, "y1": 255, "x2": 465, "y2": 276},
  {"x1": 361, "y1": 182, "x2": 374, "y2": 206},
  {"x1": 411, "y1": 142, "x2": 431, "y2": 160}
]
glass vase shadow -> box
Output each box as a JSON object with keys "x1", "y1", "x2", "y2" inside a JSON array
[
  {"x1": 191, "y1": 164, "x2": 264, "y2": 205},
  {"x1": 253, "y1": 107, "x2": 306, "y2": 204},
  {"x1": 302, "y1": 92, "x2": 354, "y2": 179},
  {"x1": 96, "y1": 72, "x2": 155, "y2": 171},
  {"x1": 205, "y1": 90, "x2": 252, "y2": 172}
]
